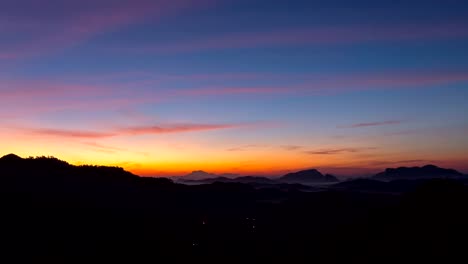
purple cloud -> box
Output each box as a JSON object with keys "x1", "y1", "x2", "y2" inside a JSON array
[
  {"x1": 339, "y1": 120, "x2": 403, "y2": 128},
  {"x1": 304, "y1": 147, "x2": 377, "y2": 155},
  {"x1": 280, "y1": 145, "x2": 304, "y2": 151},
  {"x1": 123, "y1": 23, "x2": 468, "y2": 54},
  {"x1": 21, "y1": 122, "x2": 253, "y2": 139},
  {"x1": 0, "y1": 0, "x2": 217, "y2": 60}
]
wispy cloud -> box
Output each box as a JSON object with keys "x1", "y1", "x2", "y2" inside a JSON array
[
  {"x1": 369, "y1": 159, "x2": 432, "y2": 166},
  {"x1": 125, "y1": 23, "x2": 468, "y2": 54},
  {"x1": 21, "y1": 122, "x2": 250, "y2": 139},
  {"x1": 119, "y1": 123, "x2": 242, "y2": 135},
  {"x1": 2, "y1": 69, "x2": 467, "y2": 117},
  {"x1": 280, "y1": 145, "x2": 304, "y2": 151},
  {"x1": 338, "y1": 120, "x2": 403, "y2": 128},
  {"x1": 0, "y1": 0, "x2": 217, "y2": 60},
  {"x1": 226, "y1": 144, "x2": 265, "y2": 152},
  {"x1": 83, "y1": 142, "x2": 127, "y2": 153},
  {"x1": 173, "y1": 86, "x2": 288, "y2": 97},
  {"x1": 29, "y1": 128, "x2": 115, "y2": 139},
  {"x1": 304, "y1": 147, "x2": 377, "y2": 155}
]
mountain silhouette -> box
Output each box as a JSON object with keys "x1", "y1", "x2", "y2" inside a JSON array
[
  {"x1": 279, "y1": 169, "x2": 339, "y2": 184},
  {"x1": 182, "y1": 170, "x2": 218, "y2": 180},
  {"x1": 0, "y1": 153, "x2": 22, "y2": 162},
  {"x1": 373, "y1": 164, "x2": 464, "y2": 181},
  {"x1": 180, "y1": 176, "x2": 277, "y2": 185},
  {"x1": 0, "y1": 154, "x2": 174, "y2": 194},
  {"x1": 1, "y1": 153, "x2": 468, "y2": 263}
]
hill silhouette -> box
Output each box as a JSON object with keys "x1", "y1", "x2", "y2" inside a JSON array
[
  {"x1": 180, "y1": 176, "x2": 277, "y2": 185},
  {"x1": 373, "y1": 164, "x2": 463, "y2": 181},
  {"x1": 0, "y1": 154, "x2": 467, "y2": 263},
  {"x1": 279, "y1": 169, "x2": 339, "y2": 184},
  {"x1": 182, "y1": 170, "x2": 218, "y2": 180}
]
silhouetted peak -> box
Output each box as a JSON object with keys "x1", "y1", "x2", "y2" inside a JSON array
[
  {"x1": 302, "y1": 169, "x2": 321, "y2": 174},
  {"x1": 279, "y1": 169, "x2": 338, "y2": 183},
  {"x1": 421, "y1": 164, "x2": 439, "y2": 169},
  {"x1": 374, "y1": 164, "x2": 463, "y2": 181},
  {"x1": 183, "y1": 170, "x2": 218, "y2": 180},
  {"x1": 0, "y1": 153, "x2": 22, "y2": 162}
]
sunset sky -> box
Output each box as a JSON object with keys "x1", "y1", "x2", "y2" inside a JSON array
[{"x1": 1, "y1": 0, "x2": 468, "y2": 177}]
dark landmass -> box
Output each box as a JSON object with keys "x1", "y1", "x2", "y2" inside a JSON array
[
  {"x1": 180, "y1": 176, "x2": 277, "y2": 185},
  {"x1": 1, "y1": 154, "x2": 467, "y2": 263},
  {"x1": 279, "y1": 169, "x2": 339, "y2": 184},
  {"x1": 373, "y1": 164, "x2": 464, "y2": 181},
  {"x1": 332, "y1": 178, "x2": 436, "y2": 194},
  {"x1": 182, "y1": 170, "x2": 218, "y2": 180}
]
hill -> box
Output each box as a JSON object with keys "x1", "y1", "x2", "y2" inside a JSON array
[
  {"x1": 182, "y1": 170, "x2": 218, "y2": 180},
  {"x1": 279, "y1": 169, "x2": 339, "y2": 184},
  {"x1": 1, "y1": 153, "x2": 468, "y2": 263},
  {"x1": 373, "y1": 164, "x2": 464, "y2": 181}
]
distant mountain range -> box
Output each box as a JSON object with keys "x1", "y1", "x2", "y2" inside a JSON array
[
  {"x1": 183, "y1": 170, "x2": 218, "y2": 180},
  {"x1": 2, "y1": 153, "x2": 466, "y2": 188},
  {"x1": 181, "y1": 170, "x2": 242, "y2": 181},
  {"x1": 178, "y1": 168, "x2": 339, "y2": 186},
  {"x1": 373, "y1": 164, "x2": 464, "y2": 181},
  {"x1": 179, "y1": 165, "x2": 466, "y2": 186},
  {"x1": 181, "y1": 176, "x2": 277, "y2": 185},
  {"x1": 2, "y1": 154, "x2": 467, "y2": 261},
  {"x1": 278, "y1": 169, "x2": 339, "y2": 184}
]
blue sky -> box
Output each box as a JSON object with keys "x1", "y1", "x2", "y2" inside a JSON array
[{"x1": 1, "y1": 0, "x2": 467, "y2": 176}]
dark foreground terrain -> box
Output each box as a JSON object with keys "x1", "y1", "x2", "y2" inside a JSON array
[{"x1": 1, "y1": 154, "x2": 467, "y2": 263}]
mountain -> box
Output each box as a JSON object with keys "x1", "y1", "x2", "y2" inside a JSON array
[
  {"x1": 234, "y1": 176, "x2": 277, "y2": 184},
  {"x1": 179, "y1": 176, "x2": 230, "y2": 184},
  {"x1": 279, "y1": 169, "x2": 339, "y2": 184},
  {"x1": 331, "y1": 178, "x2": 425, "y2": 193},
  {"x1": 219, "y1": 173, "x2": 241, "y2": 178},
  {"x1": 178, "y1": 176, "x2": 277, "y2": 185},
  {"x1": 373, "y1": 164, "x2": 464, "y2": 181},
  {"x1": 0, "y1": 154, "x2": 174, "y2": 193},
  {"x1": 1, "y1": 153, "x2": 467, "y2": 262},
  {"x1": 182, "y1": 170, "x2": 218, "y2": 180},
  {"x1": 0, "y1": 153, "x2": 22, "y2": 162}
]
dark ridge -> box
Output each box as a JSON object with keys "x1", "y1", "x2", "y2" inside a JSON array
[
  {"x1": 180, "y1": 176, "x2": 277, "y2": 185},
  {"x1": 332, "y1": 178, "x2": 427, "y2": 194},
  {"x1": 373, "y1": 164, "x2": 464, "y2": 181},
  {"x1": 182, "y1": 170, "x2": 218, "y2": 180},
  {"x1": 0, "y1": 154, "x2": 175, "y2": 194},
  {"x1": 1, "y1": 154, "x2": 468, "y2": 263},
  {"x1": 279, "y1": 169, "x2": 339, "y2": 184},
  {"x1": 0, "y1": 153, "x2": 23, "y2": 162}
]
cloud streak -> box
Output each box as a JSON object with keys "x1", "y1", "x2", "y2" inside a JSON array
[
  {"x1": 22, "y1": 122, "x2": 248, "y2": 139},
  {"x1": 2, "y1": 69, "x2": 467, "y2": 117},
  {"x1": 304, "y1": 147, "x2": 377, "y2": 155},
  {"x1": 119, "y1": 123, "x2": 241, "y2": 135},
  {"x1": 369, "y1": 159, "x2": 432, "y2": 166},
  {"x1": 339, "y1": 120, "x2": 403, "y2": 128},
  {"x1": 0, "y1": 0, "x2": 217, "y2": 60},
  {"x1": 29, "y1": 128, "x2": 115, "y2": 139},
  {"x1": 127, "y1": 23, "x2": 468, "y2": 54},
  {"x1": 226, "y1": 144, "x2": 264, "y2": 152},
  {"x1": 280, "y1": 145, "x2": 304, "y2": 151}
]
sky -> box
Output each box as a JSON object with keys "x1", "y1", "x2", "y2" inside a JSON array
[{"x1": 1, "y1": 0, "x2": 468, "y2": 177}]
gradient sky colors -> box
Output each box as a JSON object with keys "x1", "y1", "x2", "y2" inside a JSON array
[{"x1": 1, "y1": 0, "x2": 468, "y2": 177}]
